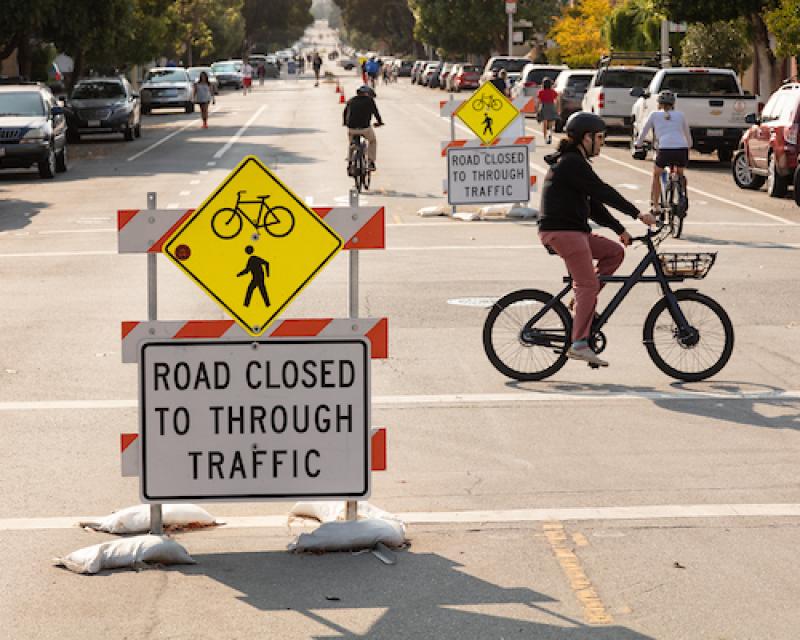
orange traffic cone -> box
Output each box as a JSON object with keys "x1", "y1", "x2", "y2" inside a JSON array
[
  {"x1": 336, "y1": 82, "x2": 341, "y2": 94},
  {"x1": 339, "y1": 93, "x2": 345, "y2": 104}
]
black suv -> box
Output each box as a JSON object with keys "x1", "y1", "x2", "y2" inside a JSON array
[
  {"x1": 0, "y1": 82, "x2": 68, "y2": 178},
  {"x1": 64, "y1": 77, "x2": 141, "y2": 142}
]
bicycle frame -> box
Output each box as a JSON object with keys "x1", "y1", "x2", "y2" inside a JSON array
[
  {"x1": 523, "y1": 231, "x2": 691, "y2": 341},
  {"x1": 233, "y1": 191, "x2": 268, "y2": 226}
]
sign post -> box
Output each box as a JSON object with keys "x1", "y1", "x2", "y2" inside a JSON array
[{"x1": 506, "y1": 1, "x2": 517, "y2": 56}]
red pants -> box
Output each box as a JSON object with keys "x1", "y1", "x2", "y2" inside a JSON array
[{"x1": 539, "y1": 231, "x2": 625, "y2": 342}]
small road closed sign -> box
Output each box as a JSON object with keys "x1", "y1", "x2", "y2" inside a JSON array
[
  {"x1": 447, "y1": 145, "x2": 530, "y2": 205},
  {"x1": 138, "y1": 337, "x2": 370, "y2": 502}
]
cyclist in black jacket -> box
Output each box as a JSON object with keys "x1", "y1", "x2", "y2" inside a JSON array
[
  {"x1": 538, "y1": 112, "x2": 656, "y2": 367},
  {"x1": 343, "y1": 85, "x2": 384, "y2": 170}
]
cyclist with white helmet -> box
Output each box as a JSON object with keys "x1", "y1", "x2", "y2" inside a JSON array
[
  {"x1": 634, "y1": 90, "x2": 692, "y2": 214},
  {"x1": 343, "y1": 85, "x2": 384, "y2": 170},
  {"x1": 539, "y1": 112, "x2": 657, "y2": 367}
]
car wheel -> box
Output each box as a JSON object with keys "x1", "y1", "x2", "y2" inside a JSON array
[
  {"x1": 717, "y1": 148, "x2": 733, "y2": 163},
  {"x1": 55, "y1": 144, "x2": 68, "y2": 173},
  {"x1": 67, "y1": 129, "x2": 80, "y2": 144},
  {"x1": 142, "y1": 106, "x2": 151, "y2": 115},
  {"x1": 38, "y1": 145, "x2": 56, "y2": 179},
  {"x1": 134, "y1": 121, "x2": 142, "y2": 138},
  {"x1": 767, "y1": 153, "x2": 788, "y2": 197},
  {"x1": 794, "y1": 167, "x2": 800, "y2": 206},
  {"x1": 630, "y1": 128, "x2": 646, "y2": 160},
  {"x1": 124, "y1": 122, "x2": 135, "y2": 141},
  {"x1": 185, "y1": 102, "x2": 194, "y2": 114},
  {"x1": 732, "y1": 150, "x2": 765, "y2": 190}
]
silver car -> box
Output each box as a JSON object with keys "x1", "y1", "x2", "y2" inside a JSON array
[{"x1": 140, "y1": 68, "x2": 194, "y2": 114}]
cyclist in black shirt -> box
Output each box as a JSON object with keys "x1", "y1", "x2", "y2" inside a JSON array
[{"x1": 343, "y1": 85, "x2": 384, "y2": 170}]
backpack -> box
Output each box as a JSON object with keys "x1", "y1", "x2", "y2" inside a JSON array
[{"x1": 366, "y1": 59, "x2": 379, "y2": 75}]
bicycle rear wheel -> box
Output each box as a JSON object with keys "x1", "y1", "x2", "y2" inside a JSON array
[
  {"x1": 263, "y1": 205, "x2": 295, "y2": 238},
  {"x1": 362, "y1": 160, "x2": 371, "y2": 191},
  {"x1": 643, "y1": 290, "x2": 734, "y2": 382},
  {"x1": 667, "y1": 181, "x2": 683, "y2": 238},
  {"x1": 483, "y1": 289, "x2": 571, "y2": 381}
]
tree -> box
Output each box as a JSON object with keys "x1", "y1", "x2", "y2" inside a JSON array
[
  {"x1": 550, "y1": 0, "x2": 611, "y2": 68},
  {"x1": 680, "y1": 19, "x2": 753, "y2": 72},
  {"x1": 243, "y1": 0, "x2": 313, "y2": 54},
  {"x1": 765, "y1": 0, "x2": 800, "y2": 59},
  {"x1": 334, "y1": 0, "x2": 416, "y2": 54},
  {"x1": 205, "y1": 1, "x2": 246, "y2": 62},
  {"x1": 0, "y1": 0, "x2": 56, "y2": 78},
  {"x1": 603, "y1": 0, "x2": 662, "y2": 52},
  {"x1": 655, "y1": 0, "x2": 781, "y2": 96}
]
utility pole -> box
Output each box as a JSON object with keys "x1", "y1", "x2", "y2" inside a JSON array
[{"x1": 506, "y1": 1, "x2": 516, "y2": 56}]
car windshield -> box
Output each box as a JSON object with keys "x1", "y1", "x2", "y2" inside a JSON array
[
  {"x1": 661, "y1": 73, "x2": 740, "y2": 95},
  {"x1": 0, "y1": 92, "x2": 45, "y2": 116},
  {"x1": 492, "y1": 59, "x2": 529, "y2": 73},
  {"x1": 567, "y1": 75, "x2": 593, "y2": 92},
  {"x1": 145, "y1": 69, "x2": 189, "y2": 83},
  {"x1": 71, "y1": 82, "x2": 125, "y2": 99},
  {"x1": 461, "y1": 65, "x2": 480, "y2": 73},
  {"x1": 212, "y1": 63, "x2": 240, "y2": 73},
  {"x1": 526, "y1": 69, "x2": 563, "y2": 84},
  {"x1": 598, "y1": 69, "x2": 656, "y2": 88}
]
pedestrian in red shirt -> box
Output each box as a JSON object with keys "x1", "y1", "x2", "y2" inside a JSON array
[{"x1": 537, "y1": 77, "x2": 558, "y2": 145}]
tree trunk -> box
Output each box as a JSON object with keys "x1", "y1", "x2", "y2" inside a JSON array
[
  {"x1": 185, "y1": 37, "x2": 193, "y2": 67},
  {"x1": 749, "y1": 13, "x2": 783, "y2": 99},
  {"x1": 17, "y1": 35, "x2": 32, "y2": 80},
  {"x1": 71, "y1": 49, "x2": 85, "y2": 92}
]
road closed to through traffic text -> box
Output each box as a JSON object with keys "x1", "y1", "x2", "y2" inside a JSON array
[
  {"x1": 139, "y1": 338, "x2": 370, "y2": 502},
  {"x1": 447, "y1": 145, "x2": 530, "y2": 205}
]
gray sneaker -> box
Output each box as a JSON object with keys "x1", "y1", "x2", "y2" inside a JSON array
[{"x1": 566, "y1": 344, "x2": 608, "y2": 367}]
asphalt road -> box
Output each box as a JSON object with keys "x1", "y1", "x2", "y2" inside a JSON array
[{"x1": 2, "y1": 42, "x2": 800, "y2": 639}]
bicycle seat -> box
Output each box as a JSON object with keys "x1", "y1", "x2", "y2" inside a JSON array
[{"x1": 255, "y1": 194, "x2": 270, "y2": 200}]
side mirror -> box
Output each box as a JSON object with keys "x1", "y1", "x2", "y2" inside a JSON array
[
  {"x1": 745, "y1": 113, "x2": 759, "y2": 125},
  {"x1": 630, "y1": 87, "x2": 644, "y2": 97}
]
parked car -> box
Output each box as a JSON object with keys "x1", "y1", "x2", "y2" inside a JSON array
[
  {"x1": 246, "y1": 54, "x2": 279, "y2": 79},
  {"x1": 631, "y1": 67, "x2": 757, "y2": 162},
  {"x1": 0, "y1": 82, "x2": 68, "y2": 178},
  {"x1": 411, "y1": 60, "x2": 430, "y2": 84},
  {"x1": 480, "y1": 56, "x2": 530, "y2": 84},
  {"x1": 394, "y1": 59, "x2": 414, "y2": 77},
  {"x1": 449, "y1": 63, "x2": 481, "y2": 92},
  {"x1": 64, "y1": 76, "x2": 141, "y2": 142},
  {"x1": 437, "y1": 63, "x2": 456, "y2": 90},
  {"x1": 582, "y1": 66, "x2": 657, "y2": 133},
  {"x1": 211, "y1": 60, "x2": 243, "y2": 89},
  {"x1": 187, "y1": 67, "x2": 219, "y2": 95},
  {"x1": 732, "y1": 83, "x2": 800, "y2": 197},
  {"x1": 553, "y1": 69, "x2": 595, "y2": 131},
  {"x1": 421, "y1": 62, "x2": 442, "y2": 87},
  {"x1": 140, "y1": 67, "x2": 194, "y2": 114},
  {"x1": 511, "y1": 64, "x2": 568, "y2": 102}
]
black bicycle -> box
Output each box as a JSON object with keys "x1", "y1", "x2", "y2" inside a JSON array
[
  {"x1": 483, "y1": 223, "x2": 734, "y2": 382},
  {"x1": 659, "y1": 165, "x2": 688, "y2": 239},
  {"x1": 348, "y1": 133, "x2": 371, "y2": 192},
  {"x1": 211, "y1": 190, "x2": 294, "y2": 240}
]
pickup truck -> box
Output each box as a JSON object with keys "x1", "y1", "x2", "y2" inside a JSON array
[
  {"x1": 582, "y1": 66, "x2": 657, "y2": 133},
  {"x1": 630, "y1": 68, "x2": 758, "y2": 162}
]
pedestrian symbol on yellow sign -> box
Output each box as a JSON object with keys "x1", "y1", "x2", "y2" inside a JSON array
[{"x1": 163, "y1": 155, "x2": 342, "y2": 336}]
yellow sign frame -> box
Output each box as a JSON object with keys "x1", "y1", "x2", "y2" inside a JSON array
[{"x1": 454, "y1": 81, "x2": 520, "y2": 144}]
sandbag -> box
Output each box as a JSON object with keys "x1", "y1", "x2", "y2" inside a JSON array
[
  {"x1": 81, "y1": 504, "x2": 217, "y2": 534},
  {"x1": 289, "y1": 501, "x2": 399, "y2": 524},
  {"x1": 55, "y1": 535, "x2": 195, "y2": 574},
  {"x1": 288, "y1": 518, "x2": 406, "y2": 553}
]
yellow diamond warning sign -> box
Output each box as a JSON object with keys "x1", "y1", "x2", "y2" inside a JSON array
[
  {"x1": 455, "y1": 81, "x2": 520, "y2": 144},
  {"x1": 163, "y1": 156, "x2": 342, "y2": 335}
]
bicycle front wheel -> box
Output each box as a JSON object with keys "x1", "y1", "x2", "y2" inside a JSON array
[
  {"x1": 643, "y1": 290, "x2": 734, "y2": 382},
  {"x1": 263, "y1": 206, "x2": 295, "y2": 238},
  {"x1": 483, "y1": 289, "x2": 571, "y2": 381},
  {"x1": 211, "y1": 208, "x2": 243, "y2": 239},
  {"x1": 362, "y1": 163, "x2": 371, "y2": 191}
]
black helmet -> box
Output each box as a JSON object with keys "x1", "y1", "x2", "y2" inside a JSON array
[
  {"x1": 356, "y1": 85, "x2": 376, "y2": 97},
  {"x1": 564, "y1": 111, "x2": 606, "y2": 139},
  {"x1": 657, "y1": 89, "x2": 676, "y2": 105}
]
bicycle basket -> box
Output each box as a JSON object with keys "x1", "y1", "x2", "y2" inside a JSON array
[{"x1": 658, "y1": 252, "x2": 717, "y2": 279}]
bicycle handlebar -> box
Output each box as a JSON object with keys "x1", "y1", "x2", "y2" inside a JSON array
[{"x1": 631, "y1": 215, "x2": 667, "y2": 244}]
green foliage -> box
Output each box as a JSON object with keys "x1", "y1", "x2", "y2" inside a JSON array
[
  {"x1": 654, "y1": 0, "x2": 771, "y2": 24},
  {"x1": 334, "y1": 0, "x2": 416, "y2": 53},
  {"x1": 603, "y1": 0, "x2": 662, "y2": 52},
  {"x1": 765, "y1": 0, "x2": 800, "y2": 57},
  {"x1": 243, "y1": 0, "x2": 313, "y2": 52},
  {"x1": 205, "y1": 2, "x2": 246, "y2": 61},
  {"x1": 679, "y1": 19, "x2": 753, "y2": 71},
  {"x1": 550, "y1": 0, "x2": 610, "y2": 67}
]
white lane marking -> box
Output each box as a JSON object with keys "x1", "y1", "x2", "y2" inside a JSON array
[
  {"x1": 3, "y1": 242, "x2": 800, "y2": 258},
  {"x1": 448, "y1": 297, "x2": 497, "y2": 307},
  {"x1": 167, "y1": 202, "x2": 179, "y2": 209},
  {"x1": 0, "y1": 390, "x2": 798, "y2": 412},
  {"x1": 199, "y1": 170, "x2": 209, "y2": 175},
  {"x1": 37, "y1": 229, "x2": 115, "y2": 235},
  {"x1": 4, "y1": 503, "x2": 800, "y2": 531},
  {"x1": 190, "y1": 180, "x2": 200, "y2": 185},
  {"x1": 207, "y1": 161, "x2": 216, "y2": 166},
  {"x1": 179, "y1": 190, "x2": 191, "y2": 196},
  {"x1": 598, "y1": 152, "x2": 797, "y2": 225},
  {"x1": 213, "y1": 104, "x2": 267, "y2": 159},
  {"x1": 127, "y1": 118, "x2": 199, "y2": 162}
]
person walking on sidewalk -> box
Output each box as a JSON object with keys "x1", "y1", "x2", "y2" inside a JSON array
[
  {"x1": 537, "y1": 77, "x2": 558, "y2": 144},
  {"x1": 312, "y1": 52, "x2": 323, "y2": 86},
  {"x1": 193, "y1": 71, "x2": 213, "y2": 129}
]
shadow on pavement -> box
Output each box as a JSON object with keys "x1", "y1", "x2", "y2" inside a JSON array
[
  {"x1": 0, "y1": 194, "x2": 48, "y2": 232},
  {"x1": 181, "y1": 550, "x2": 654, "y2": 639},
  {"x1": 676, "y1": 233, "x2": 799, "y2": 250}
]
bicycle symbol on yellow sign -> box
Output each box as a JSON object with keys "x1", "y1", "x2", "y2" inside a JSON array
[
  {"x1": 163, "y1": 155, "x2": 342, "y2": 335},
  {"x1": 455, "y1": 81, "x2": 520, "y2": 144}
]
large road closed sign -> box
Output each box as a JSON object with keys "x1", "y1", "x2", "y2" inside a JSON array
[
  {"x1": 138, "y1": 338, "x2": 370, "y2": 502},
  {"x1": 447, "y1": 145, "x2": 530, "y2": 205}
]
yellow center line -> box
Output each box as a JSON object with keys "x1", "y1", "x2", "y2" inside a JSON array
[{"x1": 543, "y1": 521, "x2": 614, "y2": 625}]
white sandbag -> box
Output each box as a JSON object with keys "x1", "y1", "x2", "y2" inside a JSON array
[
  {"x1": 288, "y1": 518, "x2": 406, "y2": 553},
  {"x1": 81, "y1": 504, "x2": 217, "y2": 534},
  {"x1": 289, "y1": 501, "x2": 401, "y2": 524},
  {"x1": 55, "y1": 534, "x2": 195, "y2": 575}
]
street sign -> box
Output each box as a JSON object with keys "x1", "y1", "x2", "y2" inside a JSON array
[
  {"x1": 505, "y1": 1, "x2": 517, "y2": 14},
  {"x1": 455, "y1": 81, "x2": 520, "y2": 144},
  {"x1": 163, "y1": 156, "x2": 343, "y2": 336},
  {"x1": 138, "y1": 338, "x2": 370, "y2": 502},
  {"x1": 447, "y1": 145, "x2": 530, "y2": 205}
]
